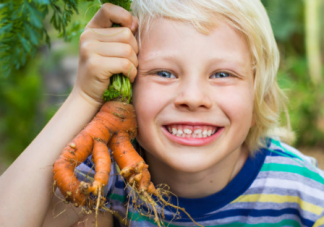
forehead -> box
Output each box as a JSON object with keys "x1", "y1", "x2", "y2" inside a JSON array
[{"x1": 138, "y1": 18, "x2": 252, "y2": 74}]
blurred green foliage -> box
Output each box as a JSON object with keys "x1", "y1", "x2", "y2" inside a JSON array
[
  {"x1": 0, "y1": 0, "x2": 80, "y2": 77},
  {"x1": 0, "y1": 0, "x2": 323, "y2": 166},
  {"x1": 0, "y1": 56, "x2": 44, "y2": 161},
  {"x1": 0, "y1": 0, "x2": 97, "y2": 165},
  {"x1": 262, "y1": 0, "x2": 324, "y2": 147},
  {"x1": 278, "y1": 57, "x2": 324, "y2": 147},
  {"x1": 262, "y1": 0, "x2": 304, "y2": 43}
]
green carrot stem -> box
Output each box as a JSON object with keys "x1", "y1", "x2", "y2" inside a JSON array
[{"x1": 101, "y1": 0, "x2": 133, "y2": 103}]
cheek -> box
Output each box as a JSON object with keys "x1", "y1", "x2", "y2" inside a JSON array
[
  {"x1": 132, "y1": 79, "x2": 163, "y2": 137},
  {"x1": 132, "y1": 81, "x2": 149, "y2": 126},
  {"x1": 133, "y1": 77, "x2": 174, "y2": 121},
  {"x1": 132, "y1": 81, "x2": 163, "y2": 155},
  {"x1": 133, "y1": 80, "x2": 158, "y2": 119},
  {"x1": 218, "y1": 86, "x2": 254, "y2": 126}
]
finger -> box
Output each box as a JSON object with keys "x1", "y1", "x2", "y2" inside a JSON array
[
  {"x1": 97, "y1": 42, "x2": 138, "y2": 68},
  {"x1": 81, "y1": 42, "x2": 138, "y2": 68},
  {"x1": 81, "y1": 27, "x2": 139, "y2": 54},
  {"x1": 87, "y1": 3, "x2": 133, "y2": 29},
  {"x1": 89, "y1": 55, "x2": 138, "y2": 83},
  {"x1": 131, "y1": 16, "x2": 139, "y2": 34}
]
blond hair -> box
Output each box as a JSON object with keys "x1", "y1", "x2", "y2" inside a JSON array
[{"x1": 131, "y1": 0, "x2": 294, "y2": 152}]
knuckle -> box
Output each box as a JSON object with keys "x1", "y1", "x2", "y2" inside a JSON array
[
  {"x1": 101, "y1": 3, "x2": 113, "y2": 11},
  {"x1": 80, "y1": 42, "x2": 93, "y2": 56},
  {"x1": 102, "y1": 3, "x2": 131, "y2": 23},
  {"x1": 122, "y1": 28, "x2": 133, "y2": 42},
  {"x1": 114, "y1": 5, "x2": 131, "y2": 22},
  {"x1": 120, "y1": 58, "x2": 131, "y2": 72},
  {"x1": 122, "y1": 44, "x2": 133, "y2": 58},
  {"x1": 79, "y1": 30, "x2": 91, "y2": 43},
  {"x1": 122, "y1": 11, "x2": 133, "y2": 23}
]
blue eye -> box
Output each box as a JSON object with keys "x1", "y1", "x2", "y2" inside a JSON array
[
  {"x1": 156, "y1": 71, "x2": 176, "y2": 78},
  {"x1": 211, "y1": 72, "x2": 231, "y2": 78}
]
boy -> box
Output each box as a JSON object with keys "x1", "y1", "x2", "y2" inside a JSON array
[{"x1": 0, "y1": 0, "x2": 324, "y2": 226}]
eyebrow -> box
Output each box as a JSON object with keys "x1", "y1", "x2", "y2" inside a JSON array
[
  {"x1": 140, "y1": 51, "x2": 178, "y2": 63},
  {"x1": 208, "y1": 56, "x2": 249, "y2": 70},
  {"x1": 140, "y1": 51, "x2": 251, "y2": 74}
]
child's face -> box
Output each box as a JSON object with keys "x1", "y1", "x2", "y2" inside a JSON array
[{"x1": 133, "y1": 18, "x2": 254, "y2": 173}]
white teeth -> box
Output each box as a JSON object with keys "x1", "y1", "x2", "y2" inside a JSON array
[
  {"x1": 207, "y1": 130, "x2": 212, "y2": 136},
  {"x1": 202, "y1": 130, "x2": 208, "y2": 137},
  {"x1": 194, "y1": 129, "x2": 202, "y2": 134},
  {"x1": 168, "y1": 126, "x2": 218, "y2": 138},
  {"x1": 194, "y1": 129, "x2": 202, "y2": 138},
  {"x1": 176, "y1": 129, "x2": 183, "y2": 137},
  {"x1": 172, "y1": 128, "x2": 177, "y2": 135}
]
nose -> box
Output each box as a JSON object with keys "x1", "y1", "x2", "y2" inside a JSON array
[{"x1": 174, "y1": 80, "x2": 212, "y2": 111}]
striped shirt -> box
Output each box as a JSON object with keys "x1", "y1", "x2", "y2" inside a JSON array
[{"x1": 77, "y1": 138, "x2": 324, "y2": 226}]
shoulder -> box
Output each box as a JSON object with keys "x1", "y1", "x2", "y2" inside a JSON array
[
  {"x1": 258, "y1": 138, "x2": 324, "y2": 198},
  {"x1": 264, "y1": 138, "x2": 324, "y2": 181},
  {"x1": 246, "y1": 138, "x2": 324, "y2": 226},
  {"x1": 267, "y1": 138, "x2": 320, "y2": 168}
]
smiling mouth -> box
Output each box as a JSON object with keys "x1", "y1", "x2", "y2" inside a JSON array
[{"x1": 165, "y1": 125, "x2": 220, "y2": 138}]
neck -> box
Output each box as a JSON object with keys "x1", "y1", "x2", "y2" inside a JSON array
[{"x1": 145, "y1": 145, "x2": 249, "y2": 198}]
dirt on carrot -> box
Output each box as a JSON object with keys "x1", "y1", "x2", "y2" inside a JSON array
[{"x1": 52, "y1": 101, "x2": 200, "y2": 227}]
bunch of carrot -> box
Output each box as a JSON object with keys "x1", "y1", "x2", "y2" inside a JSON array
[
  {"x1": 52, "y1": 1, "x2": 202, "y2": 226},
  {"x1": 52, "y1": 0, "x2": 163, "y2": 223},
  {"x1": 52, "y1": 100, "x2": 158, "y2": 204}
]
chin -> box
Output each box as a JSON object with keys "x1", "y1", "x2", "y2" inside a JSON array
[{"x1": 163, "y1": 154, "x2": 214, "y2": 173}]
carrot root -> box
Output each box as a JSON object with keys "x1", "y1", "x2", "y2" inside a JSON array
[
  {"x1": 53, "y1": 101, "x2": 152, "y2": 209},
  {"x1": 52, "y1": 101, "x2": 197, "y2": 226}
]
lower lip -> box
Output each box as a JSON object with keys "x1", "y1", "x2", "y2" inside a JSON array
[{"x1": 162, "y1": 127, "x2": 224, "y2": 146}]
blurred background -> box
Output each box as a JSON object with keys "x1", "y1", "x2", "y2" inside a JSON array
[{"x1": 0, "y1": 0, "x2": 323, "y2": 173}]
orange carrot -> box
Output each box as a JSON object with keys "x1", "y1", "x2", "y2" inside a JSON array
[
  {"x1": 109, "y1": 132, "x2": 157, "y2": 194},
  {"x1": 53, "y1": 132, "x2": 93, "y2": 206},
  {"x1": 53, "y1": 101, "x2": 203, "y2": 227},
  {"x1": 53, "y1": 101, "x2": 157, "y2": 208},
  {"x1": 88, "y1": 139, "x2": 111, "y2": 196}
]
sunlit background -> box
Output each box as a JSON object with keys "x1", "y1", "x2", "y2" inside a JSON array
[{"x1": 0, "y1": 0, "x2": 323, "y2": 173}]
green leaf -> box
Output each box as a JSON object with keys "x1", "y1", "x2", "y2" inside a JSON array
[
  {"x1": 0, "y1": 3, "x2": 9, "y2": 11},
  {"x1": 43, "y1": 28, "x2": 51, "y2": 48},
  {"x1": 17, "y1": 34, "x2": 31, "y2": 53},
  {"x1": 0, "y1": 0, "x2": 133, "y2": 78},
  {"x1": 24, "y1": 23, "x2": 39, "y2": 46},
  {"x1": 26, "y1": 2, "x2": 44, "y2": 28},
  {"x1": 0, "y1": 24, "x2": 13, "y2": 34},
  {"x1": 34, "y1": 0, "x2": 51, "y2": 5}
]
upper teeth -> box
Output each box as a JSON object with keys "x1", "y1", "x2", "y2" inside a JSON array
[
  {"x1": 167, "y1": 125, "x2": 217, "y2": 138},
  {"x1": 184, "y1": 129, "x2": 192, "y2": 134}
]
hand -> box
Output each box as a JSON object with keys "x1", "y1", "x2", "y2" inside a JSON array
[{"x1": 73, "y1": 3, "x2": 139, "y2": 107}]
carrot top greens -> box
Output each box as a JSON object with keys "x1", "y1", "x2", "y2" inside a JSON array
[
  {"x1": 103, "y1": 74, "x2": 132, "y2": 103},
  {"x1": 100, "y1": 0, "x2": 133, "y2": 103}
]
